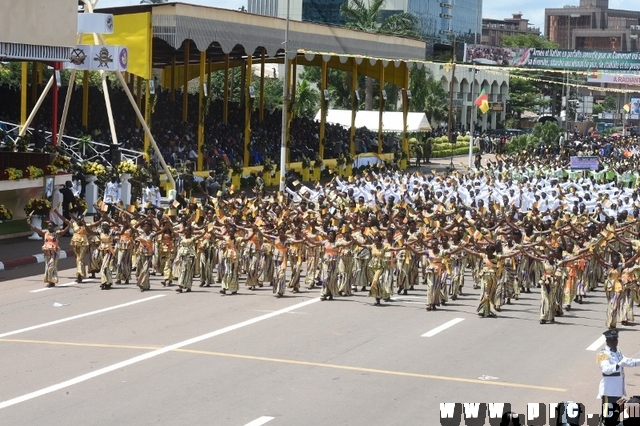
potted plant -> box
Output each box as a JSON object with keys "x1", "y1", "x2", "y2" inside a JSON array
[
  {"x1": 116, "y1": 161, "x2": 137, "y2": 181},
  {"x1": 3, "y1": 168, "x2": 24, "y2": 181},
  {"x1": 45, "y1": 164, "x2": 59, "y2": 176},
  {"x1": 25, "y1": 166, "x2": 44, "y2": 180},
  {"x1": 0, "y1": 205, "x2": 13, "y2": 223},
  {"x1": 16, "y1": 134, "x2": 32, "y2": 152},
  {"x1": 24, "y1": 198, "x2": 52, "y2": 240},
  {"x1": 50, "y1": 155, "x2": 71, "y2": 172},
  {"x1": 82, "y1": 161, "x2": 107, "y2": 182}
]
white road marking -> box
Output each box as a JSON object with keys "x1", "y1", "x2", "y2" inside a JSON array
[
  {"x1": 422, "y1": 318, "x2": 465, "y2": 337},
  {"x1": 244, "y1": 416, "x2": 275, "y2": 426},
  {"x1": 30, "y1": 279, "x2": 95, "y2": 293},
  {"x1": 587, "y1": 336, "x2": 606, "y2": 351},
  {"x1": 0, "y1": 294, "x2": 165, "y2": 338},
  {"x1": 0, "y1": 297, "x2": 319, "y2": 410}
]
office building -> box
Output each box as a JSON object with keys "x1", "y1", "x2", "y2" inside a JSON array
[
  {"x1": 482, "y1": 13, "x2": 541, "y2": 46},
  {"x1": 545, "y1": 0, "x2": 640, "y2": 50}
]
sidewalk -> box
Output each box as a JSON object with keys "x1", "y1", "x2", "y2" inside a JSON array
[
  {"x1": 0, "y1": 154, "x2": 495, "y2": 271},
  {"x1": 0, "y1": 234, "x2": 73, "y2": 271}
]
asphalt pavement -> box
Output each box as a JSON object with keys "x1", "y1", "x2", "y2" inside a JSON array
[{"x1": 0, "y1": 259, "x2": 636, "y2": 425}]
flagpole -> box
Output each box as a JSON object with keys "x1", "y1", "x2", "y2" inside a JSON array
[{"x1": 468, "y1": 68, "x2": 476, "y2": 169}]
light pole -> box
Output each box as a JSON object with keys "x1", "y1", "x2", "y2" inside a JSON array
[
  {"x1": 468, "y1": 68, "x2": 477, "y2": 168},
  {"x1": 279, "y1": 0, "x2": 291, "y2": 192},
  {"x1": 567, "y1": 14, "x2": 580, "y2": 49}
]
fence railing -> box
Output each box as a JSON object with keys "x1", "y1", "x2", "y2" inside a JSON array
[{"x1": 0, "y1": 120, "x2": 144, "y2": 167}]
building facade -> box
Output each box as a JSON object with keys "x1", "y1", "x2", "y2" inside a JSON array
[
  {"x1": 249, "y1": 0, "x2": 482, "y2": 44},
  {"x1": 545, "y1": 0, "x2": 640, "y2": 50},
  {"x1": 482, "y1": 13, "x2": 541, "y2": 46},
  {"x1": 408, "y1": 0, "x2": 481, "y2": 43}
]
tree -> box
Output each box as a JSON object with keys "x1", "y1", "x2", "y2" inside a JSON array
[
  {"x1": 299, "y1": 66, "x2": 363, "y2": 109},
  {"x1": 254, "y1": 78, "x2": 284, "y2": 112},
  {"x1": 340, "y1": 0, "x2": 420, "y2": 110},
  {"x1": 293, "y1": 80, "x2": 320, "y2": 118},
  {"x1": 502, "y1": 35, "x2": 562, "y2": 117},
  {"x1": 507, "y1": 77, "x2": 549, "y2": 120},
  {"x1": 408, "y1": 64, "x2": 429, "y2": 113},
  {"x1": 422, "y1": 75, "x2": 448, "y2": 126},
  {"x1": 501, "y1": 34, "x2": 557, "y2": 49},
  {"x1": 140, "y1": 0, "x2": 167, "y2": 4},
  {"x1": 601, "y1": 95, "x2": 618, "y2": 112}
]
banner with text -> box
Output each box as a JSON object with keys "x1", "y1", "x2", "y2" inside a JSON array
[{"x1": 465, "y1": 45, "x2": 640, "y2": 71}]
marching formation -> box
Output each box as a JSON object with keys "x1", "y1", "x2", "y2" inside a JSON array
[{"x1": 30, "y1": 148, "x2": 640, "y2": 329}]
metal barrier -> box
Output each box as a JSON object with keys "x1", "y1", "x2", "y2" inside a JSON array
[{"x1": 0, "y1": 120, "x2": 144, "y2": 166}]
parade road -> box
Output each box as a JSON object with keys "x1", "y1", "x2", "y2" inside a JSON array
[{"x1": 0, "y1": 263, "x2": 638, "y2": 425}]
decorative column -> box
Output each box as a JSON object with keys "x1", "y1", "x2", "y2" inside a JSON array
[
  {"x1": 120, "y1": 173, "x2": 132, "y2": 207},
  {"x1": 86, "y1": 175, "x2": 98, "y2": 214},
  {"x1": 51, "y1": 188, "x2": 64, "y2": 226}
]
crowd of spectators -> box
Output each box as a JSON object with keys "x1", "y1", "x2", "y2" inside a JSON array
[{"x1": 0, "y1": 82, "x2": 387, "y2": 172}]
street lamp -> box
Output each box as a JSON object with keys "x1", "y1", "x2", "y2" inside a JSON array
[{"x1": 568, "y1": 13, "x2": 580, "y2": 49}]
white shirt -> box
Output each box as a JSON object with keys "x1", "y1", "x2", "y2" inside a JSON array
[
  {"x1": 597, "y1": 345, "x2": 639, "y2": 398},
  {"x1": 104, "y1": 181, "x2": 120, "y2": 204}
]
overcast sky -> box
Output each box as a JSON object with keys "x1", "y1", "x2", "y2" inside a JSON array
[{"x1": 97, "y1": 0, "x2": 629, "y2": 37}]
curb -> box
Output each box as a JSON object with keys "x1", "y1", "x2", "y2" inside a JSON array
[{"x1": 0, "y1": 249, "x2": 75, "y2": 271}]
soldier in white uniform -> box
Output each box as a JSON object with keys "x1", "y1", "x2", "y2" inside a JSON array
[
  {"x1": 142, "y1": 181, "x2": 160, "y2": 211},
  {"x1": 597, "y1": 329, "x2": 640, "y2": 426},
  {"x1": 104, "y1": 177, "x2": 121, "y2": 205}
]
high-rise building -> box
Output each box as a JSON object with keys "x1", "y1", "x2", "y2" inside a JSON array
[
  {"x1": 249, "y1": 0, "x2": 482, "y2": 44},
  {"x1": 408, "y1": 0, "x2": 482, "y2": 43},
  {"x1": 545, "y1": 0, "x2": 640, "y2": 50}
]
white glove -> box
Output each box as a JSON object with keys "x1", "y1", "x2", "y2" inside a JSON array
[{"x1": 619, "y1": 358, "x2": 638, "y2": 368}]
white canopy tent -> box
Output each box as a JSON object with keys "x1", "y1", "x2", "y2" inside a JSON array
[{"x1": 314, "y1": 110, "x2": 432, "y2": 133}]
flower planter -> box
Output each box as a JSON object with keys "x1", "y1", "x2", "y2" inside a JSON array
[
  {"x1": 312, "y1": 168, "x2": 321, "y2": 182},
  {"x1": 301, "y1": 168, "x2": 310, "y2": 182},
  {"x1": 28, "y1": 216, "x2": 43, "y2": 240},
  {"x1": 0, "y1": 177, "x2": 44, "y2": 192}
]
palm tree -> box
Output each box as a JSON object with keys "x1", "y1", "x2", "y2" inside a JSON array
[
  {"x1": 340, "y1": 0, "x2": 420, "y2": 110},
  {"x1": 422, "y1": 75, "x2": 448, "y2": 127},
  {"x1": 293, "y1": 80, "x2": 320, "y2": 119}
]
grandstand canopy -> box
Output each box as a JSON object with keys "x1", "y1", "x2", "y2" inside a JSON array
[
  {"x1": 96, "y1": 2, "x2": 426, "y2": 83},
  {"x1": 316, "y1": 110, "x2": 432, "y2": 133}
]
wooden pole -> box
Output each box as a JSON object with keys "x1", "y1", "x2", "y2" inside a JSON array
[
  {"x1": 198, "y1": 50, "x2": 206, "y2": 171},
  {"x1": 182, "y1": 42, "x2": 190, "y2": 123},
  {"x1": 243, "y1": 55, "x2": 253, "y2": 167}
]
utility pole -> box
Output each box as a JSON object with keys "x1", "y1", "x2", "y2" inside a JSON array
[{"x1": 446, "y1": 36, "x2": 456, "y2": 172}]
